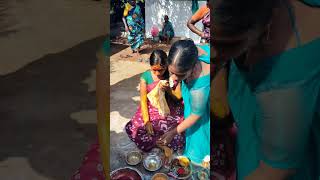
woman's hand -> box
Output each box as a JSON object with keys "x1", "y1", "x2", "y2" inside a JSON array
[
  {"x1": 200, "y1": 32, "x2": 206, "y2": 38},
  {"x1": 156, "y1": 127, "x2": 177, "y2": 146},
  {"x1": 145, "y1": 121, "x2": 154, "y2": 135},
  {"x1": 159, "y1": 81, "x2": 170, "y2": 92}
]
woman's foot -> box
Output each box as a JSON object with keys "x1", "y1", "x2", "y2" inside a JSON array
[
  {"x1": 120, "y1": 54, "x2": 133, "y2": 58},
  {"x1": 134, "y1": 49, "x2": 145, "y2": 63}
]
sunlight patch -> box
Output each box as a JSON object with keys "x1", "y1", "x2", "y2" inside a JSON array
[
  {"x1": 70, "y1": 110, "x2": 97, "y2": 124},
  {"x1": 110, "y1": 111, "x2": 130, "y2": 133},
  {"x1": 131, "y1": 96, "x2": 140, "y2": 102}
]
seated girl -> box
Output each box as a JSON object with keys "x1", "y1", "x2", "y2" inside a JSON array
[{"x1": 125, "y1": 49, "x2": 185, "y2": 152}]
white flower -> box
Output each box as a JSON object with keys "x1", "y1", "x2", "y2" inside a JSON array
[{"x1": 169, "y1": 77, "x2": 174, "y2": 88}]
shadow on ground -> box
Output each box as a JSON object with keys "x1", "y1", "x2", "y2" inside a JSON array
[
  {"x1": 0, "y1": 36, "x2": 105, "y2": 180},
  {"x1": 110, "y1": 73, "x2": 141, "y2": 120},
  {"x1": 111, "y1": 43, "x2": 128, "y2": 56}
]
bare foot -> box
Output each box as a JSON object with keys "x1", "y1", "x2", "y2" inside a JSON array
[{"x1": 120, "y1": 54, "x2": 133, "y2": 58}]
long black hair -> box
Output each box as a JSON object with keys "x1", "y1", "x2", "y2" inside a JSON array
[
  {"x1": 149, "y1": 49, "x2": 168, "y2": 66},
  {"x1": 167, "y1": 39, "x2": 198, "y2": 73},
  {"x1": 149, "y1": 49, "x2": 169, "y2": 78},
  {"x1": 212, "y1": 0, "x2": 279, "y2": 35}
]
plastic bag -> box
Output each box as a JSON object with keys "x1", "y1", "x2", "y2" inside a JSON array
[
  {"x1": 147, "y1": 80, "x2": 170, "y2": 117},
  {"x1": 151, "y1": 25, "x2": 159, "y2": 37}
]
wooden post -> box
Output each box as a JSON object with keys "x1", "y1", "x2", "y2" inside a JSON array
[{"x1": 96, "y1": 48, "x2": 109, "y2": 179}]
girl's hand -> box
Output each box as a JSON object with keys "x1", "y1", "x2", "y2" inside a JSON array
[
  {"x1": 159, "y1": 81, "x2": 170, "y2": 91},
  {"x1": 156, "y1": 127, "x2": 177, "y2": 146},
  {"x1": 145, "y1": 121, "x2": 154, "y2": 135}
]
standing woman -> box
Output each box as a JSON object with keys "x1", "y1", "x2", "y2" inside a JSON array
[
  {"x1": 157, "y1": 39, "x2": 210, "y2": 165},
  {"x1": 187, "y1": 0, "x2": 210, "y2": 43},
  {"x1": 212, "y1": 0, "x2": 320, "y2": 179},
  {"x1": 188, "y1": 0, "x2": 236, "y2": 178},
  {"x1": 122, "y1": 0, "x2": 145, "y2": 59}
]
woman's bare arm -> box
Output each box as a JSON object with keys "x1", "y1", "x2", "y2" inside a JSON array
[
  {"x1": 166, "y1": 83, "x2": 182, "y2": 100},
  {"x1": 187, "y1": 18, "x2": 204, "y2": 37},
  {"x1": 122, "y1": 17, "x2": 129, "y2": 32},
  {"x1": 140, "y1": 79, "x2": 149, "y2": 124}
]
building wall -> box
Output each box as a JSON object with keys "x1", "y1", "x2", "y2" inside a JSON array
[{"x1": 145, "y1": 0, "x2": 206, "y2": 43}]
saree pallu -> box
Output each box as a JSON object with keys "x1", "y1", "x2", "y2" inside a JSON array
[{"x1": 125, "y1": 80, "x2": 185, "y2": 152}]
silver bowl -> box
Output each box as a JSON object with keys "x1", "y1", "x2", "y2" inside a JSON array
[
  {"x1": 143, "y1": 154, "x2": 162, "y2": 172},
  {"x1": 197, "y1": 170, "x2": 209, "y2": 180},
  {"x1": 150, "y1": 148, "x2": 162, "y2": 155},
  {"x1": 170, "y1": 156, "x2": 192, "y2": 180},
  {"x1": 152, "y1": 173, "x2": 169, "y2": 180},
  {"x1": 126, "y1": 151, "x2": 142, "y2": 166},
  {"x1": 110, "y1": 167, "x2": 144, "y2": 180}
]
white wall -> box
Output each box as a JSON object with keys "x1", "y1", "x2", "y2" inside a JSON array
[{"x1": 145, "y1": 0, "x2": 206, "y2": 43}]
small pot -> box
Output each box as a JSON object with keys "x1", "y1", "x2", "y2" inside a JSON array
[
  {"x1": 152, "y1": 173, "x2": 169, "y2": 180},
  {"x1": 143, "y1": 154, "x2": 162, "y2": 171},
  {"x1": 126, "y1": 151, "x2": 142, "y2": 166}
]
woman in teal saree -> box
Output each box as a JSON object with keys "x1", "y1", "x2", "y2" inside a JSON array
[
  {"x1": 122, "y1": 0, "x2": 144, "y2": 57},
  {"x1": 156, "y1": 39, "x2": 210, "y2": 165},
  {"x1": 212, "y1": 0, "x2": 320, "y2": 179}
]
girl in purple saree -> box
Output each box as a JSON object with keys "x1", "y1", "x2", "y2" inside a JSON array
[{"x1": 125, "y1": 50, "x2": 185, "y2": 152}]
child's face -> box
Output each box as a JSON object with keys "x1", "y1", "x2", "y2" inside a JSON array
[{"x1": 151, "y1": 65, "x2": 166, "y2": 77}]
